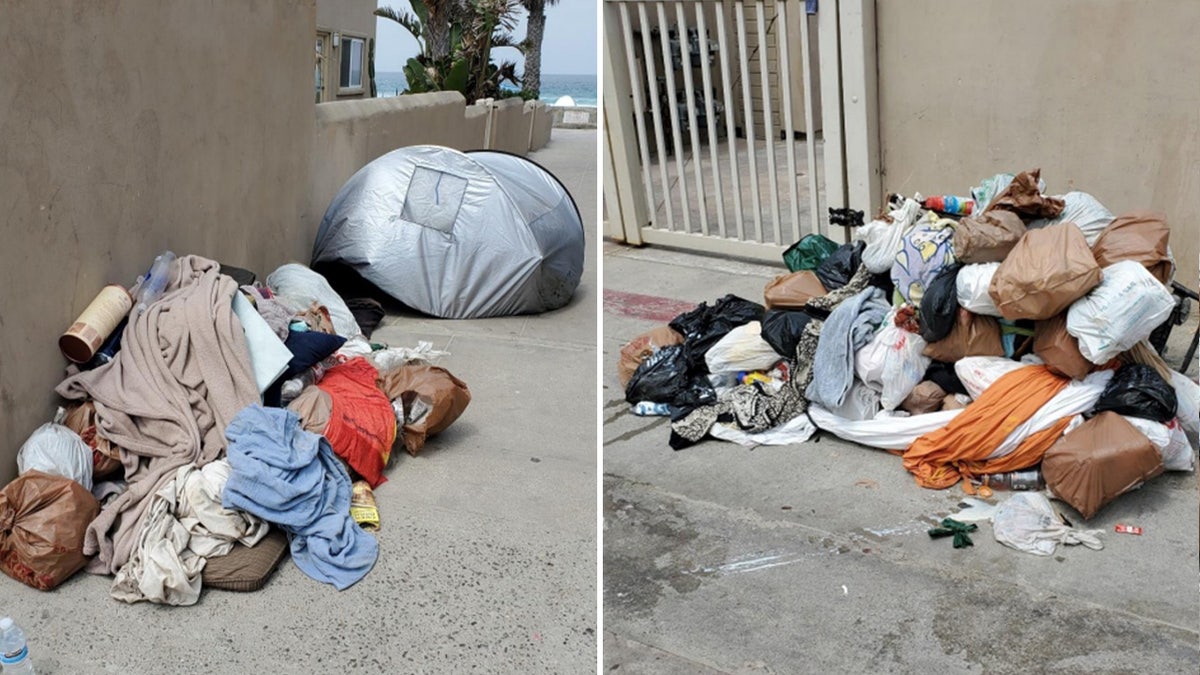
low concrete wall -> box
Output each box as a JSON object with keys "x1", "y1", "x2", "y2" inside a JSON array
[
  {"x1": 0, "y1": 0, "x2": 315, "y2": 484},
  {"x1": 488, "y1": 98, "x2": 532, "y2": 156},
  {"x1": 875, "y1": 0, "x2": 1199, "y2": 283},
  {"x1": 528, "y1": 101, "x2": 554, "y2": 152},
  {"x1": 552, "y1": 106, "x2": 599, "y2": 129}
]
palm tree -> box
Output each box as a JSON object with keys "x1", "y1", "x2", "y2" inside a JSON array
[{"x1": 520, "y1": 0, "x2": 559, "y2": 99}]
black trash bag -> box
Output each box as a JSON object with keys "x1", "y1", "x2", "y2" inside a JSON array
[
  {"x1": 624, "y1": 344, "x2": 716, "y2": 409},
  {"x1": 923, "y1": 360, "x2": 969, "y2": 396},
  {"x1": 1092, "y1": 364, "x2": 1178, "y2": 423},
  {"x1": 761, "y1": 309, "x2": 814, "y2": 358},
  {"x1": 869, "y1": 271, "x2": 895, "y2": 299},
  {"x1": 669, "y1": 294, "x2": 765, "y2": 373},
  {"x1": 920, "y1": 263, "x2": 964, "y2": 343},
  {"x1": 814, "y1": 241, "x2": 866, "y2": 291}
]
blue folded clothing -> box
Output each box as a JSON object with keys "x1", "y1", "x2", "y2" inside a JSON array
[{"x1": 223, "y1": 404, "x2": 377, "y2": 590}]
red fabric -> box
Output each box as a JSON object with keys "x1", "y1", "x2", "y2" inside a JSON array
[{"x1": 317, "y1": 358, "x2": 396, "y2": 488}]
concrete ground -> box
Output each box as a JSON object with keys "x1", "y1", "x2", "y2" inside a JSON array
[
  {"x1": 603, "y1": 242, "x2": 1200, "y2": 674},
  {"x1": 3, "y1": 129, "x2": 599, "y2": 674}
]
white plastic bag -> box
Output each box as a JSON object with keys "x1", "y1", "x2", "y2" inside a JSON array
[
  {"x1": 954, "y1": 356, "x2": 1030, "y2": 401},
  {"x1": 808, "y1": 404, "x2": 962, "y2": 451},
  {"x1": 1168, "y1": 370, "x2": 1199, "y2": 436},
  {"x1": 857, "y1": 317, "x2": 930, "y2": 411},
  {"x1": 17, "y1": 422, "x2": 94, "y2": 491},
  {"x1": 992, "y1": 492, "x2": 1104, "y2": 557},
  {"x1": 1164, "y1": 419, "x2": 1195, "y2": 472},
  {"x1": 266, "y1": 263, "x2": 362, "y2": 339},
  {"x1": 1066, "y1": 261, "x2": 1175, "y2": 364},
  {"x1": 857, "y1": 197, "x2": 922, "y2": 273},
  {"x1": 704, "y1": 322, "x2": 782, "y2": 374},
  {"x1": 955, "y1": 263, "x2": 1003, "y2": 316},
  {"x1": 1027, "y1": 191, "x2": 1114, "y2": 245}
]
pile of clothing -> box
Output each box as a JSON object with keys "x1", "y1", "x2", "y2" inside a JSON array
[
  {"x1": 1, "y1": 256, "x2": 471, "y2": 604},
  {"x1": 619, "y1": 169, "x2": 1198, "y2": 525}
]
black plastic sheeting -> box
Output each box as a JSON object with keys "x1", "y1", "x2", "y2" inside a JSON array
[
  {"x1": 920, "y1": 263, "x2": 963, "y2": 343},
  {"x1": 668, "y1": 294, "x2": 765, "y2": 374},
  {"x1": 761, "y1": 309, "x2": 815, "y2": 359},
  {"x1": 815, "y1": 241, "x2": 865, "y2": 291},
  {"x1": 624, "y1": 344, "x2": 716, "y2": 410}
]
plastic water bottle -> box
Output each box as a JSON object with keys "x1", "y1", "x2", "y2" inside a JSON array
[
  {"x1": 134, "y1": 250, "x2": 177, "y2": 314},
  {"x1": 0, "y1": 617, "x2": 35, "y2": 675},
  {"x1": 631, "y1": 401, "x2": 671, "y2": 416},
  {"x1": 987, "y1": 469, "x2": 1045, "y2": 491}
]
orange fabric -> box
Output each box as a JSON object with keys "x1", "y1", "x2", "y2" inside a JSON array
[
  {"x1": 317, "y1": 358, "x2": 397, "y2": 488},
  {"x1": 903, "y1": 366, "x2": 1070, "y2": 489}
]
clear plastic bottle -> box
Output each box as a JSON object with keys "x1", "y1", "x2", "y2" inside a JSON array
[
  {"x1": 134, "y1": 250, "x2": 177, "y2": 314},
  {"x1": 0, "y1": 617, "x2": 36, "y2": 675},
  {"x1": 986, "y1": 469, "x2": 1045, "y2": 491},
  {"x1": 631, "y1": 401, "x2": 671, "y2": 416}
]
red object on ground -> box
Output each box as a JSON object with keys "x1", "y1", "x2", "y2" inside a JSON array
[
  {"x1": 317, "y1": 358, "x2": 397, "y2": 488},
  {"x1": 1114, "y1": 524, "x2": 1143, "y2": 535}
]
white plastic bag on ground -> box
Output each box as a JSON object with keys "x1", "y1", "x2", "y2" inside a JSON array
[
  {"x1": 992, "y1": 492, "x2": 1104, "y2": 556},
  {"x1": 704, "y1": 322, "x2": 782, "y2": 374},
  {"x1": 1027, "y1": 191, "x2": 1114, "y2": 245},
  {"x1": 828, "y1": 380, "x2": 882, "y2": 421},
  {"x1": 989, "y1": 370, "x2": 1114, "y2": 459},
  {"x1": 808, "y1": 404, "x2": 962, "y2": 450},
  {"x1": 1066, "y1": 261, "x2": 1175, "y2": 364},
  {"x1": 1123, "y1": 415, "x2": 1194, "y2": 471},
  {"x1": 857, "y1": 197, "x2": 922, "y2": 273},
  {"x1": 709, "y1": 414, "x2": 817, "y2": 447},
  {"x1": 955, "y1": 263, "x2": 1003, "y2": 316},
  {"x1": 266, "y1": 263, "x2": 362, "y2": 339},
  {"x1": 17, "y1": 422, "x2": 94, "y2": 491},
  {"x1": 1168, "y1": 370, "x2": 1199, "y2": 436},
  {"x1": 955, "y1": 356, "x2": 1030, "y2": 401}
]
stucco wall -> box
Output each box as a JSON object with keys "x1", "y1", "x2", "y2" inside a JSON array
[
  {"x1": 317, "y1": 0, "x2": 377, "y2": 38},
  {"x1": 0, "y1": 1, "x2": 315, "y2": 484},
  {"x1": 875, "y1": 0, "x2": 1199, "y2": 282},
  {"x1": 489, "y1": 98, "x2": 533, "y2": 156},
  {"x1": 308, "y1": 92, "x2": 486, "y2": 227}
]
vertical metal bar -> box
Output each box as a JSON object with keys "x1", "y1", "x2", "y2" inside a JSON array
[
  {"x1": 797, "y1": 3, "x2": 821, "y2": 235},
  {"x1": 657, "y1": 1, "x2": 692, "y2": 232},
  {"x1": 602, "y1": 2, "x2": 650, "y2": 243},
  {"x1": 638, "y1": 2, "x2": 675, "y2": 231},
  {"x1": 818, "y1": 0, "x2": 847, "y2": 239},
  {"x1": 715, "y1": 2, "x2": 744, "y2": 241},
  {"x1": 735, "y1": 1, "x2": 763, "y2": 239},
  {"x1": 619, "y1": 3, "x2": 657, "y2": 227},
  {"x1": 755, "y1": 0, "x2": 782, "y2": 244},
  {"x1": 839, "y1": 0, "x2": 881, "y2": 225},
  {"x1": 776, "y1": 0, "x2": 802, "y2": 241},
  {"x1": 695, "y1": 5, "x2": 726, "y2": 237},
  {"x1": 675, "y1": 3, "x2": 709, "y2": 235}
]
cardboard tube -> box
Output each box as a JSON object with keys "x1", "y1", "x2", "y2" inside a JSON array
[{"x1": 59, "y1": 285, "x2": 133, "y2": 363}]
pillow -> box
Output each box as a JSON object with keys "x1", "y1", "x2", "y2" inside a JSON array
[
  {"x1": 283, "y1": 330, "x2": 346, "y2": 378},
  {"x1": 202, "y1": 529, "x2": 290, "y2": 592}
]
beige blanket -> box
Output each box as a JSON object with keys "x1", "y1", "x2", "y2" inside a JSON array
[{"x1": 57, "y1": 256, "x2": 259, "y2": 573}]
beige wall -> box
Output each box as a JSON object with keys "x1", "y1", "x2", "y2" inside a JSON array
[
  {"x1": 317, "y1": 0, "x2": 377, "y2": 100},
  {"x1": 0, "y1": 0, "x2": 316, "y2": 484},
  {"x1": 875, "y1": 0, "x2": 1199, "y2": 282}
]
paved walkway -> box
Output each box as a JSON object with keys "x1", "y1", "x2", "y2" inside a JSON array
[
  {"x1": 602, "y1": 240, "x2": 1199, "y2": 673},
  {"x1": 4, "y1": 129, "x2": 598, "y2": 674}
]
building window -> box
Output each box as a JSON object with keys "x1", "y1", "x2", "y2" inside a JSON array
[{"x1": 339, "y1": 36, "x2": 364, "y2": 92}]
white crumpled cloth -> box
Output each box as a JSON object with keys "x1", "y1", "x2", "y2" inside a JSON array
[{"x1": 111, "y1": 459, "x2": 268, "y2": 605}]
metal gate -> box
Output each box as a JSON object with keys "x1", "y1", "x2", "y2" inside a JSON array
[{"x1": 603, "y1": 0, "x2": 881, "y2": 259}]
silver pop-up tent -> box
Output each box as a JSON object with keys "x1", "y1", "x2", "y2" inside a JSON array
[{"x1": 312, "y1": 145, "x2": 585, "y2": 319}]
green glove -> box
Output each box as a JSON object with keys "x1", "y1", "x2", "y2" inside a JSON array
[{"x1": 927, "y1": 517, "x2": 978, "y2": 549}]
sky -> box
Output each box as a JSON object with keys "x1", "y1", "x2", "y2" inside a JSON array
[{"x1": 373, "y1": 0, "x2": 598, "y2": 75}]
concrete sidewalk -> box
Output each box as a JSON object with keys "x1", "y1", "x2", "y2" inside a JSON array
[
  {"x1": 603, "y1": 241, "x2": 1199, "y2": 673},
  {"x1": 3, "y1": 129, "x2": 598, "y2": 674}
]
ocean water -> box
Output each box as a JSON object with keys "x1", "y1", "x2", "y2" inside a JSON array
[{"x1": 374, "y1": 72, "x2": 596, "y2": 107}]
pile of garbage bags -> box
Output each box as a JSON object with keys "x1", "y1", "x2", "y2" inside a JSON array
[
  {"x1": 1, "y1": 255, "x2": 471, "y2": 604},
  {"x1": 619, "y1": 169, "x2": 1197, "y2": 527}
]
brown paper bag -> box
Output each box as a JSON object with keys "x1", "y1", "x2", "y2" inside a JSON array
[
  {"x1": 376, "y1": 365, "x2": 472, "y2": 456},
  {"x1": 0, "y1": 470, "x2": 100, "y2": 590},
  {"x1": 763, "y1": 271, "x2": 828, "y2": 310},
  {"x1": 901, "y1": 381, "x2": 947, "y2": 415},
  {"x1": 922, "y1": 309, "x2": 1004, "y2": 362},
  {"x1": 617, "y1": 325, "x2": 684, "y2": 388},
  {"x1": 988, "y1": 222, "x2": 1102, "y2": 320},
  {"x1": 983, "y1": 168, "x2": 1065, "y2": 220},
  {"x1": 1042, "y1": 412, "x2": 1163, "y2": 520},
  {"x1": 1092, "y1": 212, "x2": 1173, "y2": 284},
  {"x1": 1033, "y1": 313, "x2": 1092, "y2": 380},
  {"x1": 953, "y1": 211, "x2": 1027, "y2": 264}
]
